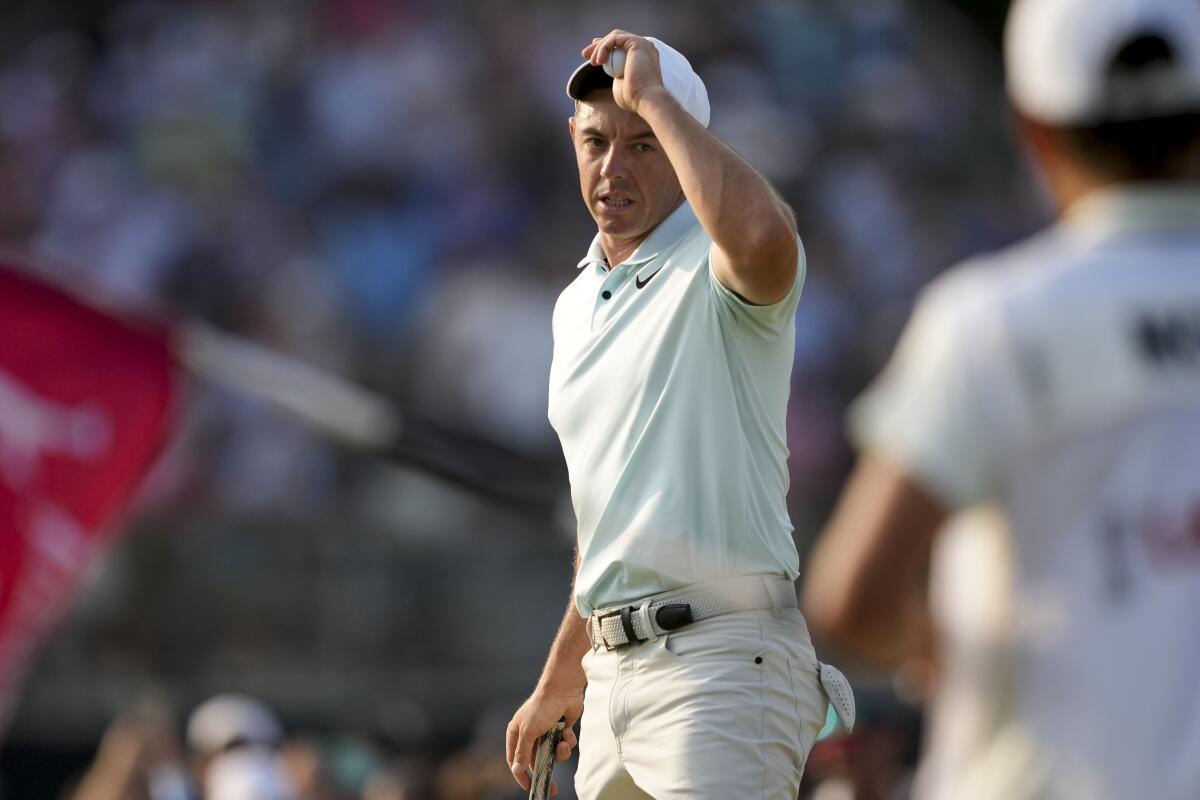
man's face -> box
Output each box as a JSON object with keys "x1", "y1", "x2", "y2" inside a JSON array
[{"x1": 569, "y1": 89, "x2": 684, "y2": 243}]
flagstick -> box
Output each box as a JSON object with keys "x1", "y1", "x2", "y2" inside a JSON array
[
  {"x1": 175, "y1": 321, "x2": 565, "y2": 516},
  {"x1": 176, "y1": 321, "x2": 402, "y2": 448}
]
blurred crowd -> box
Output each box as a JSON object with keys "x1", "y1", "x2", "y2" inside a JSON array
[
  {"x1": 0, "y1": 0, "x2": 1044, "y2": 513},
  {"x1": 65, "y1": 692, "x2": 506, "y2": 800},
  {"x1": 61, "y1": 690, "x2": 923, "y2": 800},
  {"x1": 0, "y1": 0, "x2": 1045, "y2": 797}
]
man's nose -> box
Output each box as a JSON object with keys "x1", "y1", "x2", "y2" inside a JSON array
[{"x1": 600, "y1": 146, "x2": 626, "y2": 180}]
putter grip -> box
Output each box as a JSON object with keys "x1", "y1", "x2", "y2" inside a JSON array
[{"x1": 528, "y1": 718, "x2": 566, "y2": 800}]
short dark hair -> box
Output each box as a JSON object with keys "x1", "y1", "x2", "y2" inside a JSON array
[
  {"x1": 1059, "y1": 113, "x2": 1200, "y2": 180},
  {"x1": 573, "y1": 69, "x2": 615, "y2": 101},
  {"x1": 1057, "y1": 33, "x2": 1200, "y2": 180}
]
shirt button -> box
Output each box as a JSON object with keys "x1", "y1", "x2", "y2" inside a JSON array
[{"x1": 601, "y1": 291, "x2": 612, "y2": 300}]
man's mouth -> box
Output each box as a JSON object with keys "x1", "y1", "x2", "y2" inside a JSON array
[{"x1": 600, "y1": 194, "x2": 634, "y2": 209}]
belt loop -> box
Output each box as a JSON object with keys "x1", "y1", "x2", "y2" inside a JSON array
[
  {"x1": 637, "y1": 600, "x2": 658, "y2": 641},
  {"x1": 761, "y1": 576, "x2": 783, "y2": 619},
  {"x1": 586, "y1": 616, "x2": 598, "y2": 650}
]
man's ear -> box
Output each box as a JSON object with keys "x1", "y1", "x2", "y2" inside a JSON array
[
  {"x1": 568, "y1": 116, "x2": 575, "y2": 142},
  {"x1": 1013, "y1": 110, "x2": 1059, "y2": 169}
]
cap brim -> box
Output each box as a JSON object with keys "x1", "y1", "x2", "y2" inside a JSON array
[{"x1": 566, "y1": 61, "x2": 614, "y2": 100}]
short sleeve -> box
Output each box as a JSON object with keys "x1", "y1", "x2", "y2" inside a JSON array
[
  {"x1": 847, "y1": 275, "x2": 1009, "y2": 510},
  {"x1": 709, "y1": 236, "x2": 806, "y2": 339}
]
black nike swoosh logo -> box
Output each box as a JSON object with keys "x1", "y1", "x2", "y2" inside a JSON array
[{"x1": 636, "y1": 266, "x2": 664, "y2": 289}]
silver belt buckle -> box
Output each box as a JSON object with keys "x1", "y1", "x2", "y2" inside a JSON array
[{"x1": 595, "y1": 606, "x2": 643, "y2": 651}]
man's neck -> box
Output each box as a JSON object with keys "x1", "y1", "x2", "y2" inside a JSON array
[{"x1": 598, "y1": 232, "x2": 651, "y2": 270}]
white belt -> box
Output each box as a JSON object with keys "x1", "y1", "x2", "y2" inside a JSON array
[
  {"x1": 587, "y1": 575, "x2": 797, "y2": 651},
  {"x1": 586, "y1": 574, "x2": 859, "y2": 734}
]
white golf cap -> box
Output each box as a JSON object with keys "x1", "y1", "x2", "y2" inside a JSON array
[
  {"x1": 186, "y1": 694, "x2": 284, "y2": 755},
  {"x1": 1006, "y1": 0, "x2": 1200, "y2": 125},
  {"x1": 566, "y1": 37, "x2": 711, "y2": 128}
]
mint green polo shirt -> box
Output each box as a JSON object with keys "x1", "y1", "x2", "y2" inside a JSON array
[{"x1": 548, "y1": 202, "x2": 805, "y2": 616}]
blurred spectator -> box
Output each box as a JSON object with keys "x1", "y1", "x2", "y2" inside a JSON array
[
  {"x1": 277, "y1": 738, "x2": 340, "y2": 800},
  {"x1": 70, "y1": 700, "x2": 188, "y2": 800},
  {"x1": 358, "y1": 764, "x2": 411, "y2": 800},
  {"x1": 805, "y1": 716, "x2": 916, "y2": 800},
  {"x1": 186, "y1": 694, "x2": 294, "y2": 799},
  {"x1": 187, "y1": 694, "x2": 283, "y2": 759}
]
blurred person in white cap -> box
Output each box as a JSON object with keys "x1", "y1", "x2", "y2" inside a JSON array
[
  {"x1": 803, "y1": 0, "x2": 1200, "y2": 797},
  {"x1": 186, "y1": 694, "x2": 289, "y2": 797},
  {"x1": 506, "y1": 30, "x2": 852, "y2": 799}
]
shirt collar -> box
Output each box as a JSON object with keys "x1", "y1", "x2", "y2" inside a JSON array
[
  {"x1": 1062, "y1": 183, "x2": 1200, "y2": 238},
  {"x1": 575, "y1": 201, "x2": 699, "y2": 273},
  {"x1": 576, "y1": 234, "x2": 608, "y2": 271}
]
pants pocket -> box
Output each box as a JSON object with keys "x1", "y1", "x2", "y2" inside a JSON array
[{"x1": 784, "y1": 654, "x2": 828, "y2": 769}]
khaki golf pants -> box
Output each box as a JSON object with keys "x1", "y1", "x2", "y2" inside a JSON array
[{"x1": 574, "y1": 607, "x2": 827, "y2": 799}]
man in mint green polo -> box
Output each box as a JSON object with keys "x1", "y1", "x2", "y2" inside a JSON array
[{"x1": 505, "y1": 31, "x2": 849, "y2": 799}]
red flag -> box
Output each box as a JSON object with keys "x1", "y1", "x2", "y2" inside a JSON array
[{"x1": 0, "y1": 264, "x2": 177, "y2": 730}]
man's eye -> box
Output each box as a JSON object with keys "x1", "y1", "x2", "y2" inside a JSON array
[
  {"x1": 585, "y1": 138, "x2": 605, "y2": 148},
  {"x1": 633, "y1": 142, "x2": 654, "y2": 153}
]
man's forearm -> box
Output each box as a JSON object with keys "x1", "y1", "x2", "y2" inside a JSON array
[
  {"x1": 537, "y1": 600, "x2": 590, "y2": 693},
  {"x1": 537, "y1": 552, "x2": 590, "y2": 693},
  {"x1": 507, "y1": 555, "x2": 588, "y2": 789}
]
